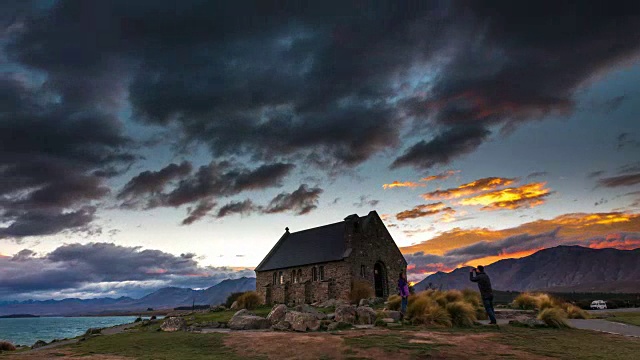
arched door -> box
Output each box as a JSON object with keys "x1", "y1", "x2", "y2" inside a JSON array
[{"x1": 373, "y1": 261, "x2": 387, "y2": 298}]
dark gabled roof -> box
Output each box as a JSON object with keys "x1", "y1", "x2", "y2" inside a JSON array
[{"x1": 255, "y1": 221, "x2": 348, "y2": 272}]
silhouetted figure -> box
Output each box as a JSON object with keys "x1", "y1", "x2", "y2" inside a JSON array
[
  {"x1": 397, "y1": 271, "x2": 410, "y2": 319},
  {"x1": 470, "y1": 265, "x2": 497, "y2": 324}
]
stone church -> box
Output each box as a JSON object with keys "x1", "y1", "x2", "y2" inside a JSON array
[{"x1": 255, "y1": 211, "x2": 407, "y2": 305}]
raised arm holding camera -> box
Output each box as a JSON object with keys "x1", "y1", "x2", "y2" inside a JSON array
[{"x1": 470, "y1": 265, "x2": 497, "y2": 324}]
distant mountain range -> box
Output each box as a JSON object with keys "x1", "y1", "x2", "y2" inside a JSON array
[
  {"x1": 415, "y1": 246, "x2": 640, "y2": 293},
  {"x1": 0, "y1": 277, "x2": 256, "y2": 316}
]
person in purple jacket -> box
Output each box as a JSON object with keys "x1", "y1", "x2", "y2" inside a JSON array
[{"x1": 397, "y1": 271, "x2": 410, "y2": 318}]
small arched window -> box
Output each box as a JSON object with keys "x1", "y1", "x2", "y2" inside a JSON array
[
  {"x1": 312, "y1": 267, "x2": 318, "y2": 282},
  {"x1": 273, "y1": 272, "x2": 277, "y2": 285},
  {"x1": 292, "y1": 270, "x2": 296, "y2": 283},
  {"x1": 279, "y1": 271, "x2": 284, "y2": 284},
  {"x1": 360, "y1": 265, "x2": 366, "y2": 277},
  {"x1": 297, "y1": 269, "x2": 302, "y2": 282},
  {"x1": 319, "y1": 266, "x2": 325, "y2": 281}
]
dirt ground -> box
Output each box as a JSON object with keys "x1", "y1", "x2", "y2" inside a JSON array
[{"x1": 223, "y1": 328, "x2": 553, "y2": 360}]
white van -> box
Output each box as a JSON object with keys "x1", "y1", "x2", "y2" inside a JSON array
[{"x1": 590, "y1": 300, "x2": 607, "y2": 310}]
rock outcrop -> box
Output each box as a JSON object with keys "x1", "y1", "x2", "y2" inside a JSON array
[{"x1": 160, "y1": 317, "x2": 186, "y2": 332}]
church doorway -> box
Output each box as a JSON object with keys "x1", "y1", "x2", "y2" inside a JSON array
[{"x1": 373, "y1": 261, "x2": 387, "y2": 298}]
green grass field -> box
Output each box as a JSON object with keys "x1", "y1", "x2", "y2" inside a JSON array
[{"x1": 604, "y1": 311, "x2": 640, "y2": 326}]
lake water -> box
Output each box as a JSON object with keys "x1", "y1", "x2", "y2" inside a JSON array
[{"x1": 0, "y1": 316, "x2": 152, "y2": 346}]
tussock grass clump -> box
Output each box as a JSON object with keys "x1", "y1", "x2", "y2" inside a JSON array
[
  {"x1": 418, "y1": 304, "x2": 452, "y2": 327},
  {"x1": 565, "y1": 304, "x2": 589, "y2": 319},
  {"x1": 386, "y1": 295, "x2": 401, "y2": 311},
  {"x1": 0, "y1": 341, "x2": 16, "y2": 351},
  {"x1": 462, "y1": 288, "x2": 481, "y2": 308},
  {"x1": 513, "y1": 293, "x2": 538, "y2": 310},
  {"x1": 407, "y1": 297, "x2": 433, "y2": 320},
  {"x1": 538, "y1": 308, "x2": 570, "y2": 328},
  {"x1": 350, "y1": 280, "x2": 374, "y2": 304},
  {"x1": 444, "y1": 289, "x2": 464, "y2": 304},
  {"x1": 535, "y1": 293, "x2": 555, "y2": 310},
  {"x1": 237, "y1": 291, "x2": 261, "y2": 310},
  {"x1": 446, "y1": 301, "x2": 477, "y2": 327}
]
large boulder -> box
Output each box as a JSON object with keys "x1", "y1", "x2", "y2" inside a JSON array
[
  {"x1": 334, "y1": 305, "x2": 357, "y2": 324},
  {"x1": 356, "y1": 306, "x2": 377, "y2": 325},
  {"x1": 228, "y1": 311, "x2": 270, "y2": 330},
  {"x1": 267, "y1": 304, "x2": 288, "y2": 325},
  {"x1": 293, "y1": 304, "x2": 327, "y2": 320},
  {"x1": 284, "y1": 311, "x2": 320, "y2": 332},
  {"x1": 160, "y1": 317, "x2": 186, "y2": 332}
]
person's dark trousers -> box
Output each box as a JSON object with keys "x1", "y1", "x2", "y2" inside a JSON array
[
  {"x1": 482, "y1": 295, "x2": 497, "y2": 324},
  {"x1": 401, "y1": 296, "x2": 408, "y2": 315}
]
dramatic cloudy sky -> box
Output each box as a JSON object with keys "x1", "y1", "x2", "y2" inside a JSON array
[{"x1": 1, "y1": 0, "x2": 639, "y2": 299}]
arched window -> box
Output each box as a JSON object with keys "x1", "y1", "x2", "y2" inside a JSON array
[
  {"x1": 360, "y1": 265, "x2": 366, "y2": 277},
  {"x1": 292, "y1": 270, "x2": 296, "y2": 283},
  {"x1": 312, "y1": 267, "x2": 318, "y2": 282},
  {"x1": 319, "y1": 266, "x2": 325, "y2": 281},
  {"x1": 279, "y1": 271, "x2": 284, "y2": 284},
  {"x1": 297, "y1": 269, "x2": 302, "y2": 282},
  {"x1": 273, "y1": 272, "x2": 277, "y2": 285}
]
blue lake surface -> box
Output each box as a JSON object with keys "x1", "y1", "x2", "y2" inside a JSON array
[{"x1": 0, "y1": 316, "x2": 153, "y2": 346}]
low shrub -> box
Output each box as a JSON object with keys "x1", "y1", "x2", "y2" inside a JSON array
[
  {"x1": 350, "y1": 280, "x2": 374, "y2": 304},
  {"x1": 225, "y1": 292, "x2": 245, "y2": 308},
  {"x1": 0, "y1": 341, "x2": 16, "y2": 351},
  {"x1": 538, "y1": 308, "x2": 570, "y2": 328},
  {"x1": 535, "y1": 293, "x2": 555, "y2": 310},
  {"x1": 237, "y1": 291, "x2": 261, "y2": 310},
  {"x1": 446, "y1": 301, "x2": 477, "y2": 327},
  {"x1": 387, "y1": 295, "x2": 401, "y2": 311}
]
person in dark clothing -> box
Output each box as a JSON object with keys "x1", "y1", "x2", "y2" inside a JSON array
[
  {"x1": 470, "y1": 265, "x2": 497, "y2": 324},
  {"x1": 397, "y1": 271, "x2": 410, "y2": 318}
]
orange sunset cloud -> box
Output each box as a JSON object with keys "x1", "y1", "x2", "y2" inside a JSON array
[
  {"x1": 401, "y1": 211, "x2": 640, "y2": 256},
  {"x1": 421, "y1": 177, "x2": 516, "y2": 200},
  {"x1": 459, "y1": 182, "x2": 552, "y2": 210},
  {"x1": 396, "y1": 202, "x2": 455, "y2": 220},
  {"x1": 382, "y1": 181, "x2": 425, "y2": 189}
]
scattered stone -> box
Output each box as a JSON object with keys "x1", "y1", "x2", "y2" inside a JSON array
[
  {"x1": 355, "y1": 306, "x2": 376, "y2": 325},
  {"x1": 354, "y1": 324, "x2": 375, "y2": 329},
  {"x1": 134, "y1": 317, "x2": 142, "y2": 323},
  {"x1": 160, "y1": 317, "x2": 186, "y2": 332},
  {"x1": 285, "y1": 311, "x2": 320, "y2": 332},
  {"x1": 381, "y1": 318, "x2": 395, "y2": 323},
  {"x1": 230, "y1": 300, "x2": 240, "y2": 310},
  {"x1": 326, "y1": 313, "x2": 335, "y2": 320},
  {"x1": 387, "y1": 322, "x2": 402, "y2": 328},
  {"x1": 358, "y1": 298, "x2": 370, "y2": 307},
  {"x1": 228, "y1": 313, "x2": 270, "y2": 330},
  {"x1": 293, "y1": 304, "x2": 327, "y2": 320},
  {"x1": 84, "y1": 328, "x2": 102, "y2": 336},
  {"x1": 378, "y1": 310, "x2": 402, "y2": 322},
  {"x1": 150, "y1": 315, "x2": 157, "y2": 320},
  {"x1": 272, "y1": 320, "x2": 291, "y2": 331},
  {"x1": 211, "y1": 305, "x2": 227, "y2": 312},
  {"x1": 327, "y1": 321, "x2": 352, "y2": 331},
  {"x1": 31, "y1": 340, "x2": 47, "y2": 349},
  {"x1": 334, "y1": 305, "x2": 357, "y2": 324}
]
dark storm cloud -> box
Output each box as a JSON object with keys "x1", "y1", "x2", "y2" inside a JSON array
[
  {"x1": 6, "y1": 0, "x2": 637, "y2": 175},
  {"x1": 0, "y1": 207, "x2": 96, "y2": 239},
  {"x1": 396, "y1": 203, "x2": 455, "y2": 221},
  {"x1": 597, "y1": 173, "x2": 640, "y2": 188},
  {"x1": 264, "y1": 184, "x2": 323, "y2": 215},
  {"x1": 181, "y1": 200, "x2": 217, "y2": 225},
  {"x1": 118, "y1": 161, "x2": 192, "y2": 199},
  {"x1": 216, "y1": 200, "x2": 257, "y2": 219},
  {"x1": 0, "y1": 242, "x2": 253, "y2": 298},
  {"x1": 391, "y1": 126, "x2": 491, "y2": 170},
  {"x1": 119, "y1": 161, "x2": 294, "y2": 210}
]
